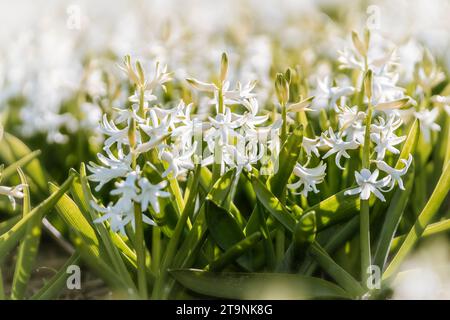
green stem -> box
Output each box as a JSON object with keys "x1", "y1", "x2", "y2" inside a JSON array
[
  {"x1": 275, "y1": 227, "x2": 285, "y2": 264},
  {"x1": 152, "y1": 227, "x2": 161, "y2": 275},
  {"x1": 281, "y1": 103, "x2": 287, "y2": 143},
  {"x1": 134, "y1": 203, "x2": 147, "y2": 299},
  {"x1": 218, "y1": 87, "x2": 224, "y2": 114},
  {"x1": 0, "y1": 268, "x2": 4, "y2": 300},
  {"x1": 360, "y1": 102, "x2": 373, "y2": 289},
  {"x1": 360, "y1": 199, "x2": 371, "y2": 288},
  {"x1": 130, "y1": 86, "x2": 149, "y2": 299}
]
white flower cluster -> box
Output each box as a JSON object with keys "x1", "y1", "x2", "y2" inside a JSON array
[
  {"x1": 87, "y1": 27, "x2": 447, "y2": 233},
  {"x1": 288, "y1": 31, "x2": 421, "y2": 202},
  {"x1": 87, "y1": 54, "x2": 280, "y2": 233}
]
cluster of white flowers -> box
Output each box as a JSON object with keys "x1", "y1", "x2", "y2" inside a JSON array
[
  {"x1": 87, "y1": 54, "x2": 279, "y2": 233},
  {"x1": 287, "y1": 31, "x2": 420, "y2": 202},
  {"x1": 88, "y1": 26, "x2": 449, "y2": 232}
]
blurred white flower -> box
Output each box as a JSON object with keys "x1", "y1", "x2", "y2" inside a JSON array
[
  {"x1": 314, "y1": 76, "x2": 354, "y2": 110},
  {"x1": 414, "y1": 108, "x2": 441, "y2": 142}
]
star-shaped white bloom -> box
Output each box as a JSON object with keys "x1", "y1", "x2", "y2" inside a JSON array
[
  {"x1": 370, "y1": 130, "x2": 406, "y2": 160},
  {"x1": 344, "y1": 169, "x2": 391, "y2": 202},
  {"x1": 91, "y1": 200, "x2": 133, "y2": 235},
  {"x1": 146, "y1": 62, "x2": 172, "y2": 92},
  {"x1": 99, "y1": 114, "x2": 130, "y2": 150},
  {"x1": 315, "y1": 76, "x2": 355, "y2": 109},
  {"x1": 338, "y1": 105, "x2": 366, "y2": 132},
  {"x1": 414, "y1": 108, "x2": 441, "y2": 142},
  {"x1": 372, "y1": 154, "x2": 413, "y2": 191},
  {"x1": 206, "y1": 107, "x2": 243, "y2": 145},
  {"x1": 187, "y1": 77, "x2": 256, "y2": 109},
  {"x1": 224, "y1": 139, "x2": 265, "y2": 172},
  {"x1": 238, "y1": 98, "x2": 268, "y2": 132},
  {"x1": 287, "y1": 161, "x2": 327, "y2": 197},
  {"x1": 160, "y1": 143, "x2": 197, "y2": 178},
  {"x1": 87, "y1": 148, "x2": 132, "y2": 191},
  {"x1": 302, "y1": 136, "x2": 320, "y2": 157},
  {"x1": 321, "y1": 128, "x2": 360, "y2": 170},
  {"x1": 110, "y1": 170, "x2": 140, "y2": 201},
  {"x1": 136, "y1": 177, "x2": 170, "y2": 214},
  {"x1": 128, "y1": 90, "x2": 157, "y2": 109}
]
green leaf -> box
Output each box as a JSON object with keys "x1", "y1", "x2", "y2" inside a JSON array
[
  {"x1": 303, "y1": 187, "x2": 375, "y2": 232},
  {"x1": 309, "y1": 242, "x2": 364, "y2": 298},
  {"x1": 0, "y1": 174, "x2": 75, "y2": 264},
  {"x1": 31, "y1": 253, "x2": 81, "y2": 300},
  {"x1": 170, "y1": 269, "x2": 350, "y2": 299},
  {"x1": 389, "y1": 218, "x2": 450, "y2": 252},
  {"x1": 206, "y1": 232, "x2": 262, "y2": 272},
  {"x1": 204, "y1": 167, "x2": 246, "y2": 227},
  {"x1": 49, "y1": 182, "x2": 136, "y2": 294},
  {"x1": 278, "y1": 212, "x2": 317, "y2": 272},
  {"x1": 11, "y1": 168, "x2": 42, "y2": 300},
  {"x1": 1, "y1": 150, "x2": 41, "y2": 182},
  {"x1": 269, "y1": 125, "x2": 303, "y2": 198},
  {"x1": 252, "y1": 175, "x2": 297, "y2": 232},
  {"x1": 0, "y1": 216, "x2": 20, "y2": 236},
  {"x1": 206, "y1": 168, "x2": 236, "y2": 206},
  {"x1": 153, "y1": 166, "x2": 201, "y2": 299},
  {"x1": 397, "y1": 120, "x2": 419, "y2": 163},
  {"x1": 384, "y1": 161, "x2": 450, "y2": 280},
  {"x1": 0, "y1": 133, "x2": 47, "y2": 192},
  {"x1": 205, "y1": 200, "x2": 245, "y2": 251},
  {"x1": 373, "y1": 161, "x2": 415, "y2": 271},
  {"x1": 76, "y1": 165, "x2": 136, "y2": 284}
]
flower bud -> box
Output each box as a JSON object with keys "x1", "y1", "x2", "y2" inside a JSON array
[
  {"x1": 135, "y1": 61, "x2": 146, "y2": 87},
  {"x1": 220, "y1": 52, "x2": 228, "y2": 83},
  {"x1": 275, "y1": 73, "x2": 289, "y2": 106},
  {"x1": 352, "y1": 30, "x2": 367, "y2": 57}
]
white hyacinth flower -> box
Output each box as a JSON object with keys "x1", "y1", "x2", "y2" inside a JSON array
[
  {"x1": 344, "y1": 169, "x2": 391, "y2": 202},
  {"x1": 287, "y1": 161, "x2": 327, "y2": 197},
  {"x1": 87, "y1": 148, "x2": 132, "y2": 192},
  {"x1": 315, "y1": 76, "x2": 355, "y2": 110},
  {"x1": 99, "y1": 114, "x2": 131, "y2": 150},
  {"x1": 338, "y1": 105, "x2": 366, "y2": 132},
  {"x1": 370, "y1": 130, "x2": 406, "y2": 160},
  {"x1": 414, "y1": 108, "x2": 441, "y2": 142},
  {"x1": 160, "y1": 143, "x2": 197, "y2": 178},
  {"x1": 136, "y1": 178, "x2": 170, "y2": 214},
  {"x1": 302, "y1": 137, "x2": 320, "y2": 157},
  {"x1": 321, "y1": 128, "x2": 360, "y2": 170},
  {"x1": 372, "y1": 154, "x2": 413, "y2": 191},
  {"x1": 91, "y1": 201, "x2": 133, "y2": 235}
]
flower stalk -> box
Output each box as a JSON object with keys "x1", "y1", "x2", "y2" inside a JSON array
[{"x1": 360, "y1": 69, "x2": 373, "y2": 291}]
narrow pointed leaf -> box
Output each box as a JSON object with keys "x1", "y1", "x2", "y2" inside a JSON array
[{"x1": 170, "y1": 269, "x2": 350, "y2": 299}]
